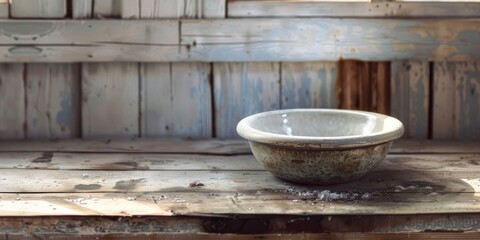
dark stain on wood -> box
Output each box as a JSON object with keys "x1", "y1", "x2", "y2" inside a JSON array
[
  {"x1": 114, "y1": 178, "x2": 146, "y2": 191},
  {"x1": 74, "y1": 184, "x2": 102, "y2": 191},
  {"x1": 32, "y1": 152, "x2": 53, "y2": 163}
]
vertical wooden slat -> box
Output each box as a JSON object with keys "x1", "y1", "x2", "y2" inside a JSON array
[
  {"x1": 26, "y1": 64, "x2": 80, "y2": 139},
  {"x1": 140, "y1": 0, "x2": 224, "y2": 18},
  {"x1": 0, "y1": 64, "x2": 25, "y2": 139},
  {"x1": 119, "y1": 0, "x2": 140, "y2": 19},
  {"x1": 281, "y1": 62, "x2": 337, "y2": 109},
  {"x1": 72, "y1": 0, "x2": 93, "y2": 19},
  {"x1": 454, "y1": 62, "x2": 480, "y2": 139},
  {"x1": 202, "y1": 0, "x2": 226, "y2": 18},
  {"x1": 371, "y1": 62, "x2": 391, "y2": 115},
  {"x1": 93, "y1": 0, "x2": 120, "y2": 18},
  {"x1": 391, "y1": 61, "x2": 430, "y2": 139},
  {"x1": 214, "y1": 62, "x2": 280, "y2": 138},
  {"x1": 0, "y1": 0, "x2": 8, "y2": 18},
  {"x1": 433, "y1": 62, "x2": 455, "y2": 139},
  {"x1": 141, "y1": 63, "x2": 212, "y2": 138},
  {"x1": 81, "y1": 63, "x2": 139, "y2": 138},
  {"x1": 10, "y1": 0, "x2": 66, "y2": 18}
]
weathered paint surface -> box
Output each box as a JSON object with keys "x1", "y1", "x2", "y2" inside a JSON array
[
  {"x1": 214, "y1": 62, "x2": 280, "y2": 138},
  {"x1": 140, "y1": 0, "x2": 225, "y2": 19},
  {"x1": 72, "y1": 0, "x2": 93, "y2": 19},
  {"x1": 455, "y1": 62, "x2": 480, "y2": 139},
  {"x1": 281, "y1": 62, "x2": 337, "y2": 109},
  {"x1": 433, "y1": 62, "x2": 455, "y2": 139},
  {"x1": 10, "y1": 0, "x2": 66, "y2": 18},
  {"x1": 0, "y1": 64, "x2": 24, "y2": 139},
  {"x1": 81, "y1": 63, "x2": 139, "y2": 138},
  {"x1": 26, "y1": 64, "x2": 80, "y2": 139},
  {"x1": 141, "y1": 63, "x2": 212, "y2": 138},
  {"x1": 182, "y1": 19, "x2": 480, "y2": 62},
  {"x1": 228, "y1": 1, "x2": 480, "y2": 18},
  {"x1": 391, "y1": 61, "x2": 429, "y2": 139}
]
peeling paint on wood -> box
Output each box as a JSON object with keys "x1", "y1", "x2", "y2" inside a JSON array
[
  {"x1": 0, "y1": 64, "x2": 24, "y2": 139},
  {"x1": 10, "y1": 0, "x2": 66, "y2": 18},
  {"x1": 228, "y1": 1, "x2": 480, "y2": 18},
  {"x1": 26, "y1": 64, "x2": 80, "y2": 139},
  {"x1": 81, "y1": 63, "x2": 139, "y2": 138},
  {"x1": 141, "y1": 63, "x2": 212, "y2": 138},
  {"x1": 214, "y1": 62, "x2": 280, "y2": 138},
  {"x1": 391, "y1": 61, "x2": 430, "y2": 139},
  {"x1": 281, "y1": 62, "x2": 337, "y2": 109}
]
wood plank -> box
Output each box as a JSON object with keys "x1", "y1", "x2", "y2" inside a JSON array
[
  {"x1": 0, "y1": 139, "x2": 479, "y2": 154},
  {"x1": 214, "y1": 62, "x2": 280, "y2": 138},
  {"x1": 82, "y1": 63, "x2": 139, "y2": 138},
  {"x1": 0, "y1": 20, "x2": 180, "y2": 62},
  {"x1": 433, "y1": 62, "x2": 455, "y2": 139},
  {"x1": 10, "y1": 0, "x2": 66, "y2": 18},
  {"x1": 228, "y1": 1, "x2": 480, "y2": 18},
  {"x1": 72, "y1": 0, "x2": 93, "y2": 19},
  {"x1": 454, "y1": 62, "x2": 480, "y2": 139},
  {"x1": 140, "y1": 0, "x2": 224, "y2": 19},
  {"x1": 0, "y1": 166, "x2": 477, "y2": 193},
  {"x1": 141, "y1": 63, "x2": 212, "y2": 138},
  {"x1": 93, "y1": 0, "x2": 119, "y2": 18},
  {"x1": 181, "y1": 19, "x2": 480, "y2": 62},
  {"x1": 390, "y1": 61, "x2": 430, "y2": 139},
  {"x1": 25, "y1": 63, "x2": 80, "y2": 139},
  {"x1": 0, "y1": 152, "x2": 478, "y2": 173},
  {"x1": 0, "y1": 0, "x2": 8, "y2": 18},
  {"x1": 281, "y1": 62, "x2": 337, "y2": 109},
  {"x1": 0, "y1": 64, "x2": 25, "y2": 139}
]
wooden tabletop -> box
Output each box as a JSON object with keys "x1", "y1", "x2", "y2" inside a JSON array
[{"x1": 1, "y1": 139, "x2": 480, "y2": 238}]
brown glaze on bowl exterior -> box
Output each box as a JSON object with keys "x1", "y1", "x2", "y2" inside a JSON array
[
  {"x1": 249, "y1": 141, "x2": 392, "y2": 185},
  {"x1": 237, "y1": 109, "x2": 404, "y2": 185}
]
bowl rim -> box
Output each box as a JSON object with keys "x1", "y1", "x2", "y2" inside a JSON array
[{"x1": 236, "y1": 109, "x2": 404, "y2": 149}]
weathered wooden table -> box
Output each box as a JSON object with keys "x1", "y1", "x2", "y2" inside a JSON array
[{"x1": 0, "y1": 139, "x2": 480, "y2": 239}]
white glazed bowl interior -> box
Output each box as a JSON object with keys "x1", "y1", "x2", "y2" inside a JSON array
[{"x1": 237, "y1": 109, "x2": 404, "y2": 149}]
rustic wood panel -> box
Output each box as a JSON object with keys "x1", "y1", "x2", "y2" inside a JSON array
[
  {"x1": 0, "y1": 0, "x2": 8, "y2": 18},
  {"x1": 181, "y1": 19, "x2": 480, "y2": 62},
  {"x1": 433, "y1": 62, "x2": 455, "y2": 139},
  {"x1": 337, "y1": 61, "x2": 390, "y2": 114},
  {"x1": 228, "y1": 1, "x2": 480, "y2": 18},
  {"x1": 10, "y1": 0, "x2": 66, "y2": 18},
  {"x1": 214, "y1": 62, "x2": 280, "y2": 138},
  {"x1": 0, "y1": 20, "x2": 179, "y2": 62},
  {"x1": 0, "y1": 64, "x2": 24, "y2": 139},
  {"x1": 140, "y1": 0, "x2": 225, "y2": 18},
  {"x1": 140, "y1": 63, "x2": 212, "y2": 138},
  {"x1": 72, "y1": 0, "x2": 93, "y2": 19},
  {"x1": 81, "y1": 63, "x2": 139, "y2": 138},
  {"x1": 93, "y1": 0, "x2": 120, "y2": 18},
  {"x1": 25, "y1": 64, "x2": 80, "y2": 140},
  {"x1": 0, "y1": 139, "x2": 479, "y2": 154},
  {"x1": 454, "y1": 62, "x2": 480, "y2": 139},
  {"x1": 391, "y1": 61, "x2": 430, "y2": 139},
  {"x1": 281, "y1": 62, "x2": 337, "y2": 109}
]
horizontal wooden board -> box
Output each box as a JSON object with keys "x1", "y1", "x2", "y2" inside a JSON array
[
  {"x1": 0, "y1": 139, "x2": 479, "y2": 154},
  {"x1": 1, "y1": 152, "x2": 478, "y2": 172},
  {"x1": 0, "y1": 20, "x2": 179, "y2": 62},
  {"x1": 0, "y1": 19, "x2": 476, "y2": 61},
  {"x1": 229, "y1": 1, "x2": 480, "y2": 18},
  {"x1": 182, "y1": 18, "x2": 480, "y2": 62}
]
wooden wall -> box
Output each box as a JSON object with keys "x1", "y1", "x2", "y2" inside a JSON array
[{"x1": 0, "y1": 0, "x2": 478, "y2": 140}]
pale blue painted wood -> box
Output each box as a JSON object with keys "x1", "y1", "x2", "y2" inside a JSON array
[
  {"x1": 214, "y1": 62, "x2": 280, "y2": 138},
  {"x1": 182, "y1": 19, "x2": 480, "y2": 62},
  {"x1": 390, "y1": 61, "x2": 430, "y2": 139},
  {"x1": 281, "y1": 62, "x2": 337, "y2": 109},
  {"x1": 0, "y1": 64, "x2": 24, "y2": 139}
]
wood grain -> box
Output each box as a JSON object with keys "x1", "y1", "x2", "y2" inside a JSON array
[
  {"x1": 281, "y1": 62, "x2": 337, "y2": 109},
  {"x1": 81, "y1": 63, "x2": 139, "y2": 138},
  {"x1": 0, "y1": 139, "x2": 478, "y2": 154},
  {"x1": 433, "y1": 62, "x2": 455, "y2": 139},
  {"x1": 25, "y1": 64, "x2": 80, "y2": 139},
  {"x1": 140, "y1": 0, "x2": 225, "y2": 19},
  {"x1": 0, "y1": 20, "x2": 179, "y2": 62},
  {"x1": 213, "y1": 62, "x2": 280, "y2": 138},
  {"x1": 10, "y1": 0, "x2": 66, "y2": 18},
  {"x1": 0, "y1": 0, "x2": 8, "y2": 18},
  {"x1": 228, "y1": 1, "x2": 480, "y2": 18},
  {"x1": 391, "y1": 61, "x2": 430, "y2": 139},
  {"x1": 72, "y1": 0, "x2": 93, "y2": 19},
  {"x1": 454, "y1": 62, "x2": 480, "y2": 139},
  {"x1": 140, "y1": 63, "x2": 212, "y2": 138},
  {"x1": 0, "y1": 64, "x2": 25, "y2": 139},
  {"x1": 182, "y1": 18, "x2": 480, "y2": 62}
]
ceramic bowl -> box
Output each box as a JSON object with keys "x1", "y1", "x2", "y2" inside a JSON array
[{"x1": 236, "y1": 109, "x2": 404, "y2": 185}]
